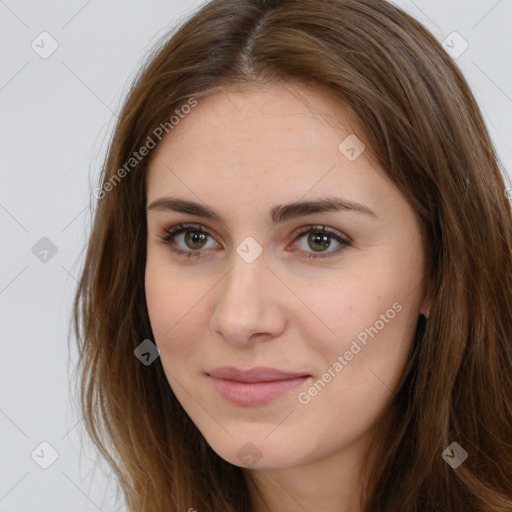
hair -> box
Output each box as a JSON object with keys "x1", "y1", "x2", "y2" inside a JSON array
[{"x1": 72, "y1": 0, "x2": 512, "y2": 510}]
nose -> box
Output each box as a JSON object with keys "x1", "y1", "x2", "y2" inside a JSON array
[{"x1": 208, "y1": 250, "x2": 287, "y2": 347}]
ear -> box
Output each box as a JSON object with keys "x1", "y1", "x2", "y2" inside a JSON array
[
  {"x1": 419, "y1": 282, "x2": 434, "y2": 320},
  {"x1": 420, "y1": 295, "x2": 432, "y2": 319}
]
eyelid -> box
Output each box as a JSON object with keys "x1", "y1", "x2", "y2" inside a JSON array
[
  {"x1": 292, "y1": 224, "x2": 352, "y2": 244},
  {"x1": 157, "y1": 222, "x2": 220, "y2": 252},
  {"x1": 159, "y1": 223, "x2": 218, "y2": 241},
  {"x1": 157, "y1": 222, "x2": 352, "y2": 259}
]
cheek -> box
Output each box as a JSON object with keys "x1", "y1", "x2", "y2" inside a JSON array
[
  {"x1": 298, "y1": 271, "x2": 413, "y2": 381},
  {"x1": 145, "y1": 263, "x2": 216, "y2": 370},
  {"x1": 297, "y1": 272, "x2": 390, "y2": 345}
]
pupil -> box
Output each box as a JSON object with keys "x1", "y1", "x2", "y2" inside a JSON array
[
  {"x1": 185, "y1": 231, "x2": 206, "y2": 249},
  {"x1": 309, "y1": 233, "x2": 330, "y2": 251}
]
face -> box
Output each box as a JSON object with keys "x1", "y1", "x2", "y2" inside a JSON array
[{"x1": 145, "y1": 82, "x2": 429, "y2": 471}]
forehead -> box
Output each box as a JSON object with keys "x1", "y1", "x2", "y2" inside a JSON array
[
  {"x1": 145, "y1": 83, "x2": 398, "y2": 221},
  {"x1": 154, "y1": 83, "x2": 364, "y2": 158}
]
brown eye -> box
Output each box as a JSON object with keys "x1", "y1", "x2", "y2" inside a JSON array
[
  {"x1": 158, "y1": 223, "x2": 351, "y2": 261},
  {"x1": 183, "y1": 231, "x2": 209, "y2": 250},
  {"x1": 158, "y1": 223, "x2": 220, "y2": 259},
  {"x1": 306, "y1": 232, "x2": 332, "y2": 252},
  {"x1": 292, "y1": 225, "x2": 351, "y2": 259}
]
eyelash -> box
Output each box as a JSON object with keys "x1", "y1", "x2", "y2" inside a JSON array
[{"x1": 157, "y1": 222, "x2": 352, "y2": 261}]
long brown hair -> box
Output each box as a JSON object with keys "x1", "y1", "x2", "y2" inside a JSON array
[{"x1": 72, "y1": 0, "x2": 512, "y2": 510}]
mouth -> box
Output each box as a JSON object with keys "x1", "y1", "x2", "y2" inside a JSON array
[{"x1": 205, "y1": 366, "x2": 312, "y2": 406}]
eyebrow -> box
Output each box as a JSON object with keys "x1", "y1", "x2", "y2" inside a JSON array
[{"x1": 147, "y1": 196, "x2": 378, "y2": 224}]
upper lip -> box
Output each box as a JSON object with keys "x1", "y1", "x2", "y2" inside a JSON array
[{"x1": 206, "y1": 366, "x2": 310, "y2": 383}]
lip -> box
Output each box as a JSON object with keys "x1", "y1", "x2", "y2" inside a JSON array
[
  {"x1": 207, "y1": 366, "x2": 310, "y2": 382},
  {"x1": 206, "y1": 366, "x2": 311, "y2": 406}
]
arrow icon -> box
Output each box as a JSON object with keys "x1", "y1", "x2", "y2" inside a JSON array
[
  {"x1": 32, "y1": 237, "x2": 58, "y2": 263},
  {"x1": 236, "y1": 441, "x2": 263, "y2": 466},
  {"x1": 339, "y1": 134, "x2": 365, "y2": 161},
  {"x1": 441, "y1": 32, "x2": 468, "y2": 59},
  {"x1": 441, "y1": 442, "x2": 468, "y2": 468},
  {"x1": 31, "y1": 441, "x2": 59, "y2": 469},
  {"x1": 236, "y1": 237, "x2": 262, "y2": 263},
  {"x1": 134, "y1": 339, "x2": 160, "y2": 365},
  {"x1": 31, "y1": 31, "x2": 59, "y2": 59}
]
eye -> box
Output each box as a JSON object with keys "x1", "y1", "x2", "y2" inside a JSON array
[
  {"x1": 157, "y1": 223, "x2": 219, "y2": 260},
  {"x1": 157, "y1": 223, "x2": 351, "y2": 260},
  {"x1": 290, "y1": 225, "x2": 351, "y2": 259}
]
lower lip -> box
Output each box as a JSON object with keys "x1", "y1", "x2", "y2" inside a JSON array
[{"x1": 209, "y1": 376, "x2": 310, "y2": 406}]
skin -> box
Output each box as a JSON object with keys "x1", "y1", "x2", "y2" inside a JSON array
[{"x1": 145, "y1": 82, "x2": 430, "y2": 512}]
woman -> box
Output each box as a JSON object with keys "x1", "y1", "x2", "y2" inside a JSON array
[{"x1": 73, "y1": 0, "x2": 512, "y2": 510}]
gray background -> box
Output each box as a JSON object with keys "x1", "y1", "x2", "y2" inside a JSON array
[{"x1": 1, "y1": 0, "x2": 511, "y2": 510}]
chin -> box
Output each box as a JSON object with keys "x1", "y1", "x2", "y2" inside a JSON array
[{"x1": 201, "y1": 431, "x2": 305, "y2": 470}]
